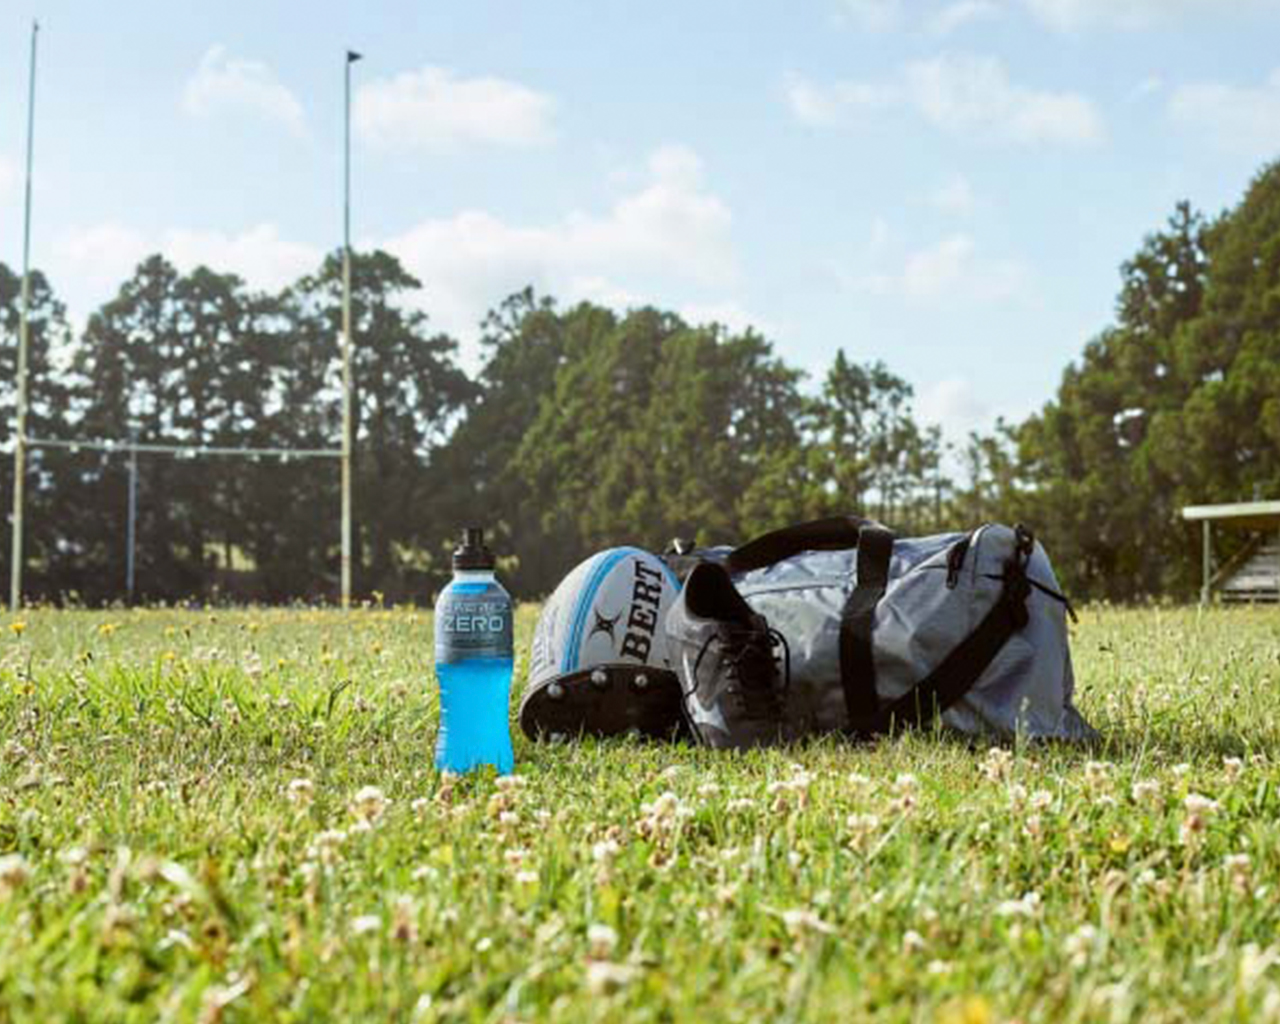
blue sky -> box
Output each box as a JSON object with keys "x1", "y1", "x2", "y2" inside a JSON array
[{"x1": 2, "y1": 0, "x2": 1279, "y2": 442}]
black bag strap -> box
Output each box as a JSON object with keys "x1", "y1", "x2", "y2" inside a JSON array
[
  {"x1": 849, "y1": 524, "x2": 1036, "y2": 737},
  {"x1": 726, "y1": 515, "x2": 880, "y2": 574},
  {"x1": 838, "y1": 524, "x2": 895, "y2": 726}
]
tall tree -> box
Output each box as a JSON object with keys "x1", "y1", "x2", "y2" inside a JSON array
[
  {"x1": 283, "y1": 250, "x2": 474, "y2": 600},
  {"x1": 0, "y1": 263, "x2": 77, "y2": 600}
]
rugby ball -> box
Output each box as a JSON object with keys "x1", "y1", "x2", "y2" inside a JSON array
[{"x1": 527, "y1": 547, "x2": 681, "y2": 692}]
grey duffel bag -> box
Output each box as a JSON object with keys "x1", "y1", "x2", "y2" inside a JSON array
[{"x1": 666, "y1": 517, "x2": 1097, "y2": 742}]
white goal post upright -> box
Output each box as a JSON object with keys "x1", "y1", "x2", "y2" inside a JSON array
[
  {"x1": 10, "y1": 21, "x2": 38, "y2": 613},
  {"x1": 341, "y1": 49, "x2": 362, "y2": 612},
  {"x1": 6, "y1": 39, "x2": 363, "y2": 609}
]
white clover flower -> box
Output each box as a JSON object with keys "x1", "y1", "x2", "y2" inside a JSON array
[
  {"x1": 902, "y1": 929, "x2": 927, "y2": 953},
  {"x1": 495, "y1": 775, "x2": 527, "y2": 792},
  {"x1": 893, "y1": 774, "x2": 918, "y2": 794},
  {"x1": 727, "y1": 798, "x2": 756, "y2": 813},
  {"x1": 781, "y1": 908, "x2": 836, "y2": 936},
  {"x1": 0, "y1": 854, "x2": 31, "y2": 894},
  {"x1": 1030, "y1": 789, "x2": 1054, "y2": 811},
  {"x1": 1130, "y1": 779, "x2": 1161, "y2": 806},
  {"x1": 1224, "y1": 853, "x2": 1253, "y2": 894},
  {"x1": 647, "y1": 792, "x2": 681, "y2": 820},
  {"x1": 585, "y1": 961, "x2": 639, "y2": 994},
  {"x1": 287, "y1": 778, "x2": 315, "y2": 806},
  {"x1": 1065, "y1": 924, "x2": 1099, "y2": 968},
  {"x1": 514, "y1": 870, "x2": 539, "y2": 886},
  {"x1": 498, "y1": 811, "x2": 520, "y2": 827},
  {"x1": 926, "y1": 960, "x2": 952, "y2": 976},
  {"x1": 1223, "y1": 757, "x2": 1245, "y2": 781},
  {"x1": 59, "y1": 846, "x2": 88, "y2": 867},
  {"x1": 350, "y1": 914, "x2": 381, "y2": 935},
  {"x1": 1084, "y1": 761, "x2": 1112, "y2": 786},
  {"x1": 981, "y1": 747, "x2": 1013, "y2": 781},
  {"x1": 1184, "y1": 793, "x2": 1220, "y2": 815},
  {"x1": 592, "y1": 839, "x2": 622, "y2": 863},
  {"x1": 994, "y1": 891, "x2": 1041, "y2": 918},
  {"x1": 697, "y1": 783, "x2": 722, "y2": 798},
  {"x1": 310, "y1": 829, "x2": 347, "y2": 864},
  {"x1": 587, "y1": 923, "x2": 619, "y2": 960},
  {"x1": 350, "y1": 785, "x2": 389, "y2": 823}
]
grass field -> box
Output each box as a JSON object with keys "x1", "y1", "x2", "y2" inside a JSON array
[{"x1": 1, "y1": 605, "x2": 1279, "y2": 1022}]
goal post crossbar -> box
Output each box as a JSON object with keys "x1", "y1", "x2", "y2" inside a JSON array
[{"x1": 25, "y1": 437, "x2": 342, "y2": 460}]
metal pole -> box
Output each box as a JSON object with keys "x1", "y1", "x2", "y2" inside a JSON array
[
  {"x1": 126, "y1": 435, "x2": 138, "y2": 602},
  {"x1": 10, "y1": 22, "x2": 38, "y2": 612},
  {"x1": 1201, "y1": 519, "x2": 1212, "y2": 606},
  {"x1": 341, "y1": 50, "x2": 361, "y2": 610}
]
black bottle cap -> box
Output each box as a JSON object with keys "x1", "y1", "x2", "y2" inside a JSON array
[{"x1": 453, "y1": 526, "x2": 495, "y2": 571}]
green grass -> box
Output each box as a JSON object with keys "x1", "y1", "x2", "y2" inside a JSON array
[{"x1": 1, "y1": 604, "x2": 1279, "y2": 1022}]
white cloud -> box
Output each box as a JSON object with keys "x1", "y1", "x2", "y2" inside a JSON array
[
  {"x1": 164, "y1": 226, "x2": 321, "y2": 290},
  {"x1": 785, "y1": 74, "x2": 895, "y2": 127},
  {"x1": 901, "y1": 234, "x2": 975, "y2": 298},
  {"x1": 1169, "y1": 69, "x2": 1280, "y2": 159},
  {"x1": 182, "y1": 46, "x2": 305, "y2": 135},
  {"x1": 853, "y1": 233, "x2": 1026, "y2": 302},
  {"x1": 56, "y1": 222, "x2": 321, "y2": 298},
  {"x1": 354, "y1": 65, "x2": 554, "y2": 153},
  {"x1": 380, "y1": 144, "x2": 737, "y2": 341},
  {"x1": 1020, "y1": 0, "x2": 1260, "y2": 32},
  {"x1": 786, "y1": 55, "x2": 1103, "y2": 146},
  {"x1": 929, "y1": 174, "x2": 977, "y2": 216},
  {"x1": 56, "y1": 223, "x2": 151, "y2": 293},
  {"x1": 839, "y1": 0, "x2": 903, "y2": 31},
  {"x1": 928, "y1": 0, "x2": 1001, "y2": 35},
  {"x1": 50, "y1": 145, "x2": 740, "y2": 356},
  {"x1": 917, "y1": 377, "x2": 992, "y2": 439},
  {"x1": 906, "y1": 54, "x2": 1103, "y2": 145}
]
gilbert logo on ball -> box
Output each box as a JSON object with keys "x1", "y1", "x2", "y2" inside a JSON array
[{"x1": 529, "y1": 547, "x2": 680, "y2": 687}]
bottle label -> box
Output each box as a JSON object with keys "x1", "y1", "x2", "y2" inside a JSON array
[{"x1": 436, "y1": 583, "x2": 513, "y2": 663}]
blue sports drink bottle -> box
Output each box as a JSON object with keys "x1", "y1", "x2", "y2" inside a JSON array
[{"x1": 433, "y1": 527, "x2": 515, "y2": 774}]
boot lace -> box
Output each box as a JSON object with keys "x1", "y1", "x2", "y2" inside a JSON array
[{"x1": 693, "y1": 626, "x2": 791, "y2": 721}]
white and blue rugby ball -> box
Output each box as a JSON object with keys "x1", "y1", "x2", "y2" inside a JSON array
[{"x1": 527, "y1": 547, "x2": 681, "y2": 694}]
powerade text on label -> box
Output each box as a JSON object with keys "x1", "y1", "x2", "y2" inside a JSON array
[
  {"x1": 435, "y1": 590, "x2": 513, "y2": 662},
  {"x1": 432, "y1": 528, "x2": 515, "y2": 775}
]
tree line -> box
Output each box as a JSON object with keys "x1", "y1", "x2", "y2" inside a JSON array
[{"x1": 3, "y1": 160, "x2": 1278, "y2": 604}]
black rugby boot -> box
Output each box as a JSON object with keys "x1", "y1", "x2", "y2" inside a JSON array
[
  {"x1": 518, "y1": 666, "x2": 688, "y2": 743},
  {"x1": 665, "y1": 562, "x2": 790, "y2": 750}
]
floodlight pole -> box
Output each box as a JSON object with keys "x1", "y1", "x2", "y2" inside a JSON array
[
  {"x1": 10, "y1": 21, "x2": 38, "y2": 612},
  {"x1": 341, "y1": 50, "x2": 362, "y2": 610}
]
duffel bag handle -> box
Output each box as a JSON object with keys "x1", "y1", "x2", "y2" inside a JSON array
[{"x1": 727, "y1": 515, "x2": 888, "y2": 574}]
